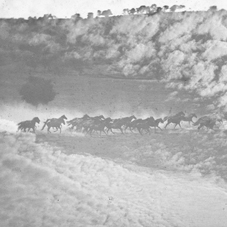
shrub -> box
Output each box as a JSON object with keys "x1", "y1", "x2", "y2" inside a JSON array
[{"x1": 19, "y1": 76, "x2": 57, "y2": 106}]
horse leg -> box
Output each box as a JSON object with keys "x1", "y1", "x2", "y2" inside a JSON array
[
  {"x1": 137, "y1": 127, "x2": 143, "y2": 135},
  {"x1": 154, "y1": 127, "x2": 156, "y2": 134},
  {"x1": 102, "y1": 130, "x2": 107, "y2": 135},
  {"x1": 86, "y1": 128, "x2": 91, "y2": 135},
  {"x1": 139, "y1": 129, "x2": 143, "y2": 135},
  {"x1": 104, "y1": 128, "x2": 108, "y2": 135},
  {"x1": 47, "y1": 126, "x2": 51, "y2": 133},
  {"x1": 147, "y1": 128, "x2": 152, "y2": 134},
  {"x1": 130, "y1": 127, "x2": 134, "y2": 133},
  {"x1": 106, "y1": 128, "x2": 110, "y2": 134},
  {"x1": 120, "y1": 127, "x2": 124, "y2": 134},
  {"x1": 102, "y1": 127, "x2": 107, "y2": 135},
  {"x1": 88, "y1": 129, "x2": 93, "y2": 135},
  {"x1": 165, "y1": 121, "x2": 170, "y2": 128}
]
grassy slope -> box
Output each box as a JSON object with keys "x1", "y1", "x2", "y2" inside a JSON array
[
  {"x1": 0, "y1": 62, "x2": 212, "y2": 117},
  {"x1": 0, "y1": 12, "x2": 225, "y2": 182},
  {"x1": 36, "y1": 128, "x2": 227, "y2": 181}
]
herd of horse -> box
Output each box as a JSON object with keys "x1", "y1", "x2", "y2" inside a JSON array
[{"x1": 16, "y1": 111, "x2": 224, "y2": 135}]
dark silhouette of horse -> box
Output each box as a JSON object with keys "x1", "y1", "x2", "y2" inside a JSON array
[
  {"x1": 88, "y1": 118, "x2": 112, "y2": 135},
  {"x1": 67, "y1": 114, "x2": 90, "y2": 125},
  {"x1": 164, "y1": 112, "x2": 185, "y2": 129},
  {"x1": 42, "y1": 115, "x2": 67, "y2": 133},
  {"x1": 149, "y1": 118, "x2": 164, "y2": 132},
  {"x1": 106, "y1": 119, "x2": 125, "y2": 134},
  {"x1": 135, "y1": 117, "x2": 163, "y2": 135},
  {"x1": 124, "y1": 118, "x2": 143, "y2": 132},
  {"x1": 163, "y1": 111, "x2": 185, "y2": 122},
  {"x1": 68, "y1": 115, "x2": 105, "y2": 131},
  {"x1": 17, "y1": 117, "x2": 40, "y2": 133},
  {"x1": 134, "y1": 117, "x2": 153, "y2": 135},
  {"x1": 81, "y1": 118, "x2": 104, "y2": 134},
  {"x1": 182, "y1": 113, "x2": 197, "y2": 125},
  {"x1": 92, "y1": 115, "x2": 105, "y2": 120},
  {"x1": 193, "y1": 116, "x2": 222, "y2": 130},
  {"x1": 107, "y1": 115, "x2": 136, "y2": 134},
  {"x1": 120, "y1": 115, "x2": 137, "y2": 123},
  {"x1": 75, "y1": 116, "x2": 106, "y2": 133},
  {"x1": 67, "y1": 114, "x2": 91, "y2": 130}
]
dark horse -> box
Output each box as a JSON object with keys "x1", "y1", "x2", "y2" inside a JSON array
[
  {"x1": 163, "y1": 111, "x2": 185, "y2": 122},
  {"x1": 106, "y1": 115, "x2": 136, "y2": 134},
  {"x1": 67, "y1": 114, "x2": 91, "y2": 130},
  {"x1": 149, "y1": 118, "x2": 164, "y2": 132},
  {"x1": 88, "y1": 118, "x2": 112, "y2": 136},
  {"x1": 17, "y1": 117, "x2": 40, "y2": 133},
  {"x1": 164, "y1": 112, "x2": 185, "y2": 129},
  {"x1": 193, "y1": 116, "x2": 222, "y2": 130},
  {"x1": 42, "y1": 115, "x2": 67, "y2": 133},
  {"x1": 136, "y1": 117, "x2": 163, "y2": 135},
  {"x1": 182, "y1": 113, "x2": 197, "y2": 125}
]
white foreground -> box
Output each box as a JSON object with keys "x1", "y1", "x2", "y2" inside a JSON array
[{"x1": 0, "y1": 130, "x2": 227, "y2": 227}]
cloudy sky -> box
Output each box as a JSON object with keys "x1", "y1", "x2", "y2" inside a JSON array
[{"x1": 0, "y1": 0, "x2": 227, "y2": 18}]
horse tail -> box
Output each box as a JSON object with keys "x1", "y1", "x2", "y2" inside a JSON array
[
  {"x1": 17, "y1": 125, "x2": 22, "y2": 132},
  {"x1": 41, "y1": 119, "x2": 50, "y2": 130}
]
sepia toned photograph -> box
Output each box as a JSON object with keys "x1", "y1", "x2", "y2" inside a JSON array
[{"x1": 1, "y1": 0, "x2": 227, "y2": 226}]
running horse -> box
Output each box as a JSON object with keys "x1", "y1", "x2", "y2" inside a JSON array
[
  {"x1": 193, "y1": 116, "x2": 222, "y2": 130},
  {"x1": 41, "y1": 115, "x2": 67, "y2": 133},
  {"x1": 17, "y1": 117, "x2": 40, "y2": 133},
  {"x1": 163, "y1": 111, "x2": 185, "y2": 122},
  {"x1": 135, "y1": 117, "x2": 164, "y2": 134},
  {"x1": 164, "y1": 112, "x2": 185, "y2": 129},
  {"x1": 106, "y1": 115, "x2": 136, "y2": 134},
  {"x1": 88, "y1": 118, "x2": 112, "y2": 135},
  {"x1": 182, "y1": 113, "x2": 197, "y2": 125},
  {"x1": 149, "y1": 118, "x2": 164, "y2": 132}
]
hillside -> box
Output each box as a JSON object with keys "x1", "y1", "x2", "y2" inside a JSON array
[
  {"x1": 1, "y1": 9, "x2": 227, "y2": 227},
  {"x1": 1, "y1": 9, "x2": 227, "y2": 117}
]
